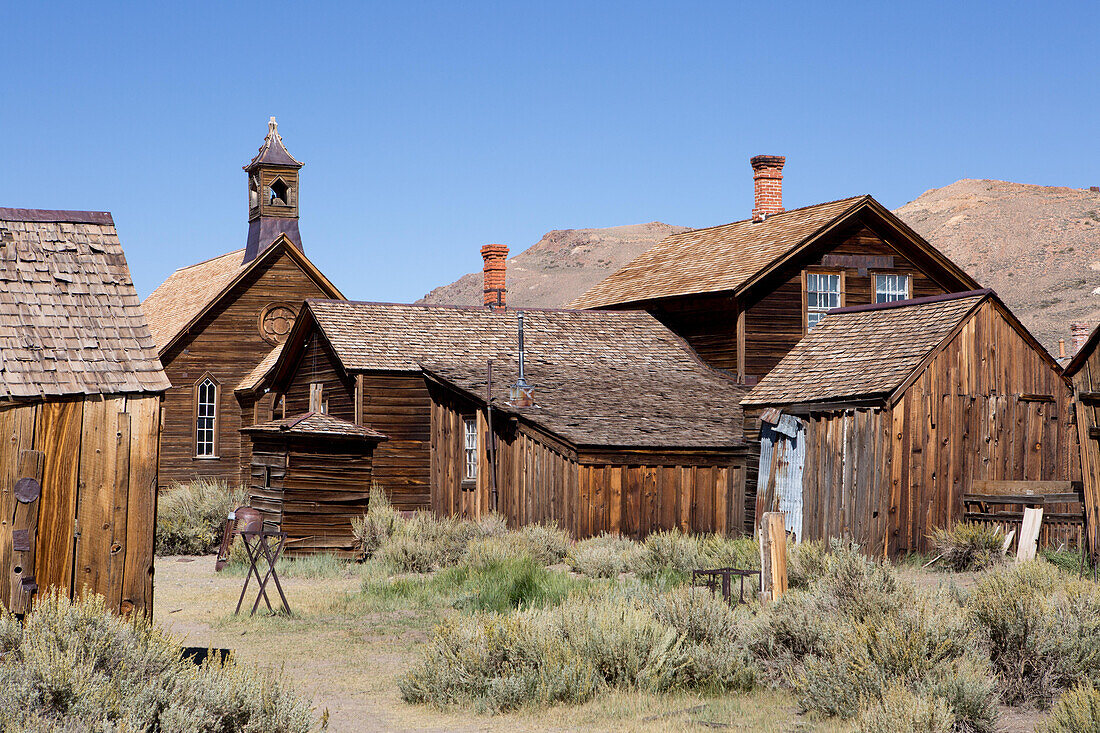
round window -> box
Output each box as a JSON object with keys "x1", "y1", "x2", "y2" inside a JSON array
[{"x1": 259, "y1": 303, "x2": 297, "y2": 345}]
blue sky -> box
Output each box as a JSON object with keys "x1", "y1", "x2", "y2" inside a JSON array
[{"x1": 2, "y1": 2, "x2": 1098, "y2": 300}]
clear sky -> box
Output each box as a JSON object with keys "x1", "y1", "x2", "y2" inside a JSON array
[{"x1": 2, "y1": 2, "x2": 1098, "y2": 301}]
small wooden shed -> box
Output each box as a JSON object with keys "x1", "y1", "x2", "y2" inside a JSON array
[
  {"x1": 742, "y1": 290, "x2": 1079, "y2": 555},
  {"x1": 0, "y1": 208, "x2": 170, "y2": 616},
  {"x1": 241, "y1": 412, "x2": 386, "y2": 556}
]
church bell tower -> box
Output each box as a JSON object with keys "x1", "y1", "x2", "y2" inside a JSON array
[{"x1": 243, "y1": 117, "x2": 304, "y2": 262}]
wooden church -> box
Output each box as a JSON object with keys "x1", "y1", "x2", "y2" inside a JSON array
[{"x1": 142, "y1": 119, "x2": 343, "y2": 488}]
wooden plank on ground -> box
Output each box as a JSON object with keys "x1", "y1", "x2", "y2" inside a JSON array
[
  {"x1": 1016, "y1": 507, "x2": 1043, "y2": 562},
  {"x1": 758, "y1": 511, "x2": 788, "y2": 601}
]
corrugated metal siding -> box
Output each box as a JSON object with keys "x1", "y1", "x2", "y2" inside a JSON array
[{"x1": 757, "y1": 414, "x2": 806, "y2": 540}]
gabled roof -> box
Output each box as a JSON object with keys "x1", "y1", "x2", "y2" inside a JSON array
[
  {"x1": 236, "y1": 343, "x2": 283, "y2": 394},
  {"x1": 743, "y1": 289, "x2": 1056, "y2": 407},
  {"x1": 0, "y1": 208, "x2": 169, "y2": 400},
  {"x1": 244, "y1": 117, "x2": 302, "y2": 170},
  {"x1": 141, "y1": 236, "x2": 342, "y2": 357},
  {"x1": 569, "y1": 195, "x2": 980, "y2": 309},
  {"x1": 272, "y1": 300, "x2": 746, "y2": 448},
  {"x1": 242, "y1": 411, "x2": 386, "y2": 441}
]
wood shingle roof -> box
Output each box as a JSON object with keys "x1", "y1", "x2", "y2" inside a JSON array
[
  {"x1": 0, "y1": 208, "x2": 170, "y2": 400},
  {"x1": 295, "y1": 300, "x2": 746, "y2": 448},
  {"x1": 742, "y1": 291, "x2": 991, "y2": 407},
  {"x1": 243, "y1": 411, "x2": 386, "y2": 441},
  {"x1": 570, "y1": 196, "x2": 867, "y2": 308}
]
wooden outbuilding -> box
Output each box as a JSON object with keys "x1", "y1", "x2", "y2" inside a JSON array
[
  {"x1": 141, "y1": 119, "x2": 343, "y2": 489},
  {"x1": 422, "y1": 348, "x2": 748, "y2": 539},
  {"x1": 0, "y1": 208, "x2": 170, "y2": 615},
  {"x1": 262, "y1": 300, "x2": 752, "y2": 534},
  {"x1": 1062, "y1": 324, "x2": 1100, "y2": 555},
  {"x1": 741, "y1": 290, "x2": 1079, "y2": 555},
  {"x1": 241, "y1": 412, "x2": 386, "y2": 556}
]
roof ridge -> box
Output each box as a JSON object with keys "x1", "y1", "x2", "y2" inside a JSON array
[
  {"x1": 0, "y1": 207, "x2": 114, "y2": 225},
  {"x1": 167, "y1": 248, "x2": 245, "y2": 274},
  {"x1": 666, "y1": 194, "x2": 869, "y2": 238},
  {"x1": 828, "y1": 289, "x2": 992, "y2": 315},
  {"x1": 307, "y1": 298, "x2": 655, "y2": 317}
]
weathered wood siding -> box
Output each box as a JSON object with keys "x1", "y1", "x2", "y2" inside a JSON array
[
  {"x1": 247, "y1": 435, "x2": 373, "y2": 556},
  {"x1": 158, "y1": 250, "x2": 332, "y2": 488},
  {"x1": 795, "y1": 301, "x2": 1078, "y2": 555},
  {"x1": 0, "y1": 395, "x2": 160, "y2": 616},
  {"x1": 357, "y1": 373, "x2": 433, "y2": 512},
  {"x1": 429, "y1": 384, "x2": 748, "y2": 539},
  {"x1": 1071, "y1": 342, "x2": 1100, "y2": 554},
  {"x1": 281, "y1": 334, "x2": 356, "y2": 418}
]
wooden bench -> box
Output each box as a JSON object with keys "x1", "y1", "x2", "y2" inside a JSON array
[{"x1": 961, "y1": 480, "x2": 1085, "y2": 550}]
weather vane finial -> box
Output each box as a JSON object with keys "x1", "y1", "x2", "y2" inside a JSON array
[{"x1": 268, "y1": 116, "x2": 278, "y2": 137}]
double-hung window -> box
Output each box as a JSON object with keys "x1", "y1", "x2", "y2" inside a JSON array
[
  {"x1": 195, "y1": 377, "x2": 218, "y2": 457},
  {"x1": 874, "y1": 273, "x2": 910, "y2": 303},
  {"x1": 805, "y1": 272, "x2": 842, "y2": 331},
  {"x1": 463, "y1": 417, "x2": 478, "y2": 483}
]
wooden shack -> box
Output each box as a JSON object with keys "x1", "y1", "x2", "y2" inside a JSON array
[
  {"x1": 262, "y1": 300, "x2": 752, "y2": 533},
  {"x1": 741, "y1": 290, "x2": 1079, "y2": 555},
  {"x1": 1062, "y1": 323, "x2": 1100, "y2": 554},
  {"x1": 141, "y1": 119, "x2": 343, "y2": 489},
  {"x1": 241, "y1": 412, "x2": 386, "y2": 556},
  {"x1": 423, "y1": 353, "x2": 748, "y2": 539},
  {"x1": 0, "y1": 207, "x2": 170, "y2": 615}
]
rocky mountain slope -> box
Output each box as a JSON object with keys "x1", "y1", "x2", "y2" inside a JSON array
[
  {"x1": 417, "y1": 222, "x2": 687, "y2": 309},
  {"x1": 896, "y1": 179, "x2": 1100, "y2": 354},
  {"x1": 420, "y1": 180, "x2": 1100, "y2": 355}
]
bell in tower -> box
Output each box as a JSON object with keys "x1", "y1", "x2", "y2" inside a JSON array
[{"x1": 243, "y1": 117, "x2": 304, "y2": 263}]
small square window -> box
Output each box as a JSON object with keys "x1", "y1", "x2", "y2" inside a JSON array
[{"x1": 874, "y1": 274, "x2": 910, "y2": 303}]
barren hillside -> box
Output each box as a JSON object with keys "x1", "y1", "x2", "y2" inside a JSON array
[
  {"x1": 421, "y1": 180, "x2": 1100, "y2": 355},
  {"x1": 896, "y1": 179, "x2": 1100, "y2": 354},
  {"x1": 417, "y1": 222, "x2": 687, "y2": 309}
]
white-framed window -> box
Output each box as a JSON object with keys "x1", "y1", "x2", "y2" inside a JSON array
[
  {"x1": 196, "y1": 377, "x2": 218, "y2": 457},
  {"x1": 874, "y1": 273, "x2": 910, "y2": 303},
  {"x1": 463, "y1": 417, "x2": 478, "y2": 482},
  {"x1": 806, "y1": 272, "x2": 842, "y2": 330}
]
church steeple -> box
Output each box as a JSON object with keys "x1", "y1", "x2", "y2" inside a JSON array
[{"x1": 243, "y1": 117, "x2": 304, "y2": 262}]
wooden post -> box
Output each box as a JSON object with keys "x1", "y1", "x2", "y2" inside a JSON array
[
  {"x1": 1017, "y1": 507, "x2": 1043, "y2": 562},
  {"x1": 10, "y1": 449, "x2": 44, "y2": 614},
  {"x1": 759, "y1": 511, "x2": 788, "y2": 601},
  {"x1": 308, "y1": 383, "x2": 324, "y2": 413}
]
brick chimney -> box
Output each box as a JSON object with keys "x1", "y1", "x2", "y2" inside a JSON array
[
  {"x1": 1072, "y1": 322, "x2": 1092, "y2": 354},
  {"x1": 751, "y1": 155, "x2": 786, "y2": 222},
  {"x1": 481, "y1": 244, "x2": 509, "y2": 311}
]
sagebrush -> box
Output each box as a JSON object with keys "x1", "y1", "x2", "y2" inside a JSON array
[
  {"x1": 929, "y1": 522, "x2": 1006, "y2": 572},
  {"x1": 155, "y1": 480, "x2": 244, "y2": 556}
]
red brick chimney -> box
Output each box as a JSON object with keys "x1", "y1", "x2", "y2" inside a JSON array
[
  {"x1": 481, "y1": 244, "x2": 509, "y2": 311},
  {"x1": 1072, "y1": 322, "x2": 1092, "y2": 354},
  {"x1": 751, "y1": 155, "x2": 786, "y2": 222}
]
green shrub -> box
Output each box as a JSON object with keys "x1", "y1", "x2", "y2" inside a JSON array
[
  {"x1": 351, "y1": 484, "x2": 401, "y2": 560},
  {"x1": 155, "y1": 480, "x2": 244, "y2": 556},
  {"x1": 700, "y1": 535, "x2": 760, "y2": 571},
  {"x1": 1041, "y1": 548, "x2": 1086, "y2": 574},
  {"x1": 632, "y1": 529, "x2": 704, "y2": 579},
  {"x1": 462, "y1": 536, "x2": 533, "y2": 572},
  {"x1": 855, "y1": 684, "x2": 955, "y2": 733},
  {"x1": 1042, "y1": 681, "x2": 1100, "y2": 733},
  {"x1": 452, "y1": 558, "x2": 582, "y2": 614},
  {"x1": 400, "y1": 590, "x2": 754, "y2": 712},
  {"x1": 786, "y1": 540, "x2": 828, "y2": 589},
  {"x1": 929, "y1": 522, "x2": 1006, "y2": 572},
  {"x1": 513, "y1": 523, "x2": 571, "y2": 565},
  {"x1": 0, "y1": 590, "x2": 318, "y2": 731},
  {"x1": 567, "y1": 533, "x2": 638, "y2": 578}
]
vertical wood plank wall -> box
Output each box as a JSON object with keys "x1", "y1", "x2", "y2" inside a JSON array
[
  {"x1": 429, "y1": 385, "x2": 747, "y2": 539},
  {"x1": 0, "y1": 395, "x2": 160, "y2": 616},
  {"x1": 797, "y1": 301, "x2": 1079, "y2": 556},
  {"x1": 1071, "y1": 345, "x2": 1100, "y2": 553}
]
